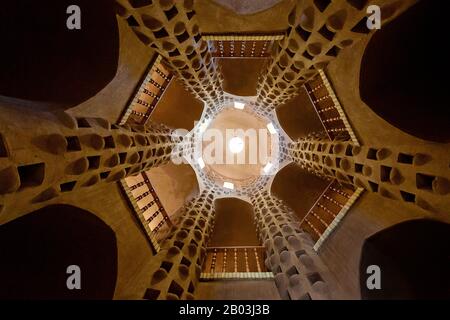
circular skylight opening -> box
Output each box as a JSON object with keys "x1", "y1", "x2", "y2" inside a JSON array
[{"x1": 229, "y1": 136, "x2": 244, "y2": 154}]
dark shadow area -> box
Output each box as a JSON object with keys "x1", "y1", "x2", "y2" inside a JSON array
[
  {"x1": 360, "y1": 219, "x2": 450, "y2": 299},
  {"x1": 219, "y1": 58, "x2": 268, "y2": 97},
  {"x1": 271, "y1": 163, "x2": 330, "y2": 221},
  {"x1": 0, "y1": 0, "x2": 119, "y2": 110},
  {"x1": 276, "y1": 87, "x2": 325, "y2": 140},
  {"x1": 210, "y1": 198, "x2": 259, "y2": 247},
  {"x1": 360, "y1": 0, "x2": 450, "y2": 143},
  {"x1": 0, "y1": 204, "x2": 117, "y2": 299}
]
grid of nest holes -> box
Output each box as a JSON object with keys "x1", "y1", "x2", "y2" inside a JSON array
[{"x1": 118, "y1": 0, "x2": 223, "y2": 106}]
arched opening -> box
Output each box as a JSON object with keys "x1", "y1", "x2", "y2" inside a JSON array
[
  {"x1": 149, "y1": 76, "x2": 204, "y2": 131},
  {"x1": 276, "y1": 87, "x2": 325, "y2": 141},
  {"x1": 219, "y1": 59, "x2": 268, "y2": 96},
  {"x1": 0, "y1": 204, "x2": 118, "y2": 299},
  {"x1": 271, "y1": 163, "x2": 330, "y2": 220},
  {"x1": 360, "y1": 219, "x2": 450, "y2": 299},
  {"x1": 360, "y1": 0, "x2": 450, "y2": 142},
  {"x1": 209, "y1": 197, "x2": 259, "y2": 246},
  {"x1": 0, "y1": 0, "x2": 119, "y2": 110}
]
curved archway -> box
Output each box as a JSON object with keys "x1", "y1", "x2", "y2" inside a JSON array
[
  {"x1": 0, "y1": 204, "x2": 117, "y2": 299},
  {"x1": 360, "y1": 0, "x2": 450, "y2": 143},
  {"x1": 0, "y1": 0, "x2": 119, "y2": 110},
  {"x1": 271, "y1": 163, "x2": 330, "y2": 220},
  {"x1": 360, "y1": 219, "x2": 450, "y2": 299},
  {"x1": 209, "y1": 197, "x2": 259, "y2": 247}
]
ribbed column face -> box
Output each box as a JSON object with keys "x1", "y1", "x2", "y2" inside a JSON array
[
  {"x1": 143, "y1": 190, "x2": 216, "y2": 300},
  {"x1": 289, "y1": 138, "x2": 450, "y2": 214},
  {"x1": 255, "y1": 0, "x2": 407, "y2": 112},
  {"x1": 250, "y1": 191, "x2": 338, "y2": 300},
  {"x1": 0, "y1": 114, "x2": 179, "y2": 220},
  {"x1": 116, "y1": 0, "x2": 224, "y2": 107}
]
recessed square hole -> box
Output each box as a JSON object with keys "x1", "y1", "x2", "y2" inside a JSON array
[
  {"x1": 153, "y1": 28, "x2": 169, "y2": 38},
  {"x1": 290, "y1": 64, "x2": 300, "y2": 73},
  {"x1": 138, "y1": 151, "x2": 144, "y2": 162},
  {"x1": 87, "y1": 156, "x2": 100, "y2": 170},
  {"x1": 368, "y1": 181, "x2": 379, "y2": 192},
  {"x1": 307, "y1": 272, "x2": 323, "y2": 284},
  {"x1": 397, "y1": 153, "x2": 414, "y2": 164},
  {"x1": 100, "y1": 171, "x2": 110, "y2": 179},
  {"x1": 168, "y1": 280, "x2": 184, "y2": 299},
  {"x1": 160, "y1": 261, "x2": 173, "y2": 273},
  {"x1": 164, "y1": 5, "x2": 178, "y2": 21},
  {"x1": 335, "y1": 157, "x2": 341, "y2": 168},
  {"x1": 314, "y1": 0, "x2": 331, "y2": 12},
  {"x1": 318, "y1": 24, "x2": 335, "y2": 41},
  {"x1": 76, "y1": 118, "x2": 91, "y2": 128},
  {"x1": 347, "y1": 0, "x2": 368, "y2": 10},
  {"x1": 286, "y1": 265, "x2": 299, "y2": 277},
  {"x1": 60, "y1": 181, "x2": 76, "y2": 192},
  {"x1": 187, "y1": 50, "x2": 196, "y2": 60},
  {"x1": 66, "y1": 136, "x2": 81, "y2": 151},
  {"x1": 119, "y1": 152, "x2": 127, "y2": 164},
  {"x1": 168, "y1": 48, "x2": 181, "y2": 57},
  {"x1": 367, "y1": 148, "x2": 378, "y2": 160},
  {"x1": 400, "y1": 190, "x2": 415, "y2": 202},
  {"x1": 351, "y1": 17, "x2": 370, "y2": 34},
  {"x1": 296, "y1": 25, "x2": 311, "y2": 41},
  {"x1": 345, "y1": 145, "x2": 353, "y2": 156},
  {"x1": 143, "y1": 288, "x2": 160, "y2": 300},
  {"x1": 103, "y1": 136, "x2": 115, "y2": 149},
  {"x1": 416, "y1": 173, "x2": 435, "y2": 190},
  {"x1": 181, "y1": 257, "x2": 192, "y2": 267},
  {"x1": 194, "y1": 34, "x2": 201, "y2": 43},
  {"x1": 380, "y1": 165, "x2": 392, "y2": 182},
  {"x1": 186, "y1": 10, "x2": 195, "y2": 20},
  {"x1": 355, "y1": 163, "x2": 363, "y2": 173},
  {"x1": 18, "y1": 163, "x2": 45, "y2": 188},
  {"x1": 190, "y1": 238, "x2": 198, "y2": 247},
  {"x1": 0, "y1": 134, "x2": 9, "y2": 157},
  {"x1": 174, "y1": 240, "x2": 184, "y2": 250},
  {"x1": 302, "y1": 51, "x2": 314, "y2": 60},
  {"x1": 326, "y1": 45, "x2": 340, "y2": 57},
  {"x1": 188, "y1": 281, "x2": 195, "y2": 294},
  {"x1": 176, "y1": 30, "x2": 190, "y2": 43},
  {"x1": 126, "y1": 15, "x2": 139, "y2": 27}
]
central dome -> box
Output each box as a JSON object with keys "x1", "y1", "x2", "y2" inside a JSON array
[
  {"x1": 228, "y1": 136, "x2": 244, "y2": 154},
  {"x1": 202, "y1": 106, "x2": 273, "y2": 187}
]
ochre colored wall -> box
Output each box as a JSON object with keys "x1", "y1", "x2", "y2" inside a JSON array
[
  {"x1": 271, "y1": 163, "x2": 330, "y2": 221},
  {"x1": 209, "y1": 197, "x2": 259, "y2": 247}
]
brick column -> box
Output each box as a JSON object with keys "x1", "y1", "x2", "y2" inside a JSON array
[
  {"x1": 255, "y1": 0, "x2": 411, "y2": 114},
  {"x1": 116, "y1": 0, "x2": 224, "y2": 108},
  {"x1": 0, "y1": 113, "x2": 181, "y2": 222},
  {"x1": 289, "y1": 138, "x2": 450, "y2": 214},
  {"x1": 250, "y1": 190, "x2": 340, "y2": 300},
  {"x1": 143, "y1": 190, "x2": 216, "y2": 300}
]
